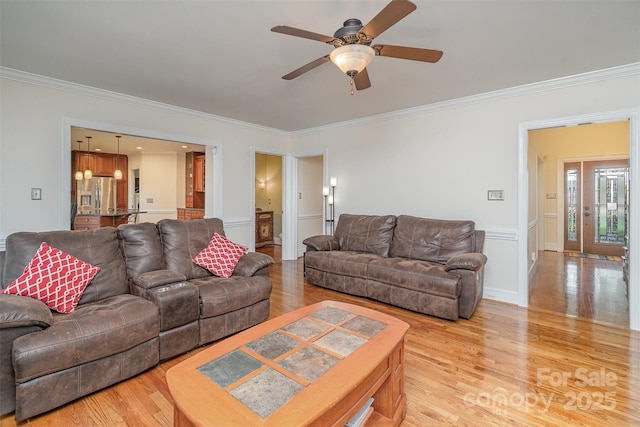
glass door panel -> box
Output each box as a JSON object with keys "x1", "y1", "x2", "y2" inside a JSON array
[
  {"x1": 584, "y1": 160, "x2": 629, "y2": 256},
  {"x1": 564, "y1": 162, "x2": 580, "y2": 251}
]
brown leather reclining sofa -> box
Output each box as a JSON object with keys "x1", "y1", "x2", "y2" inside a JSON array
[
  {"x1": 0, "y1": 218, "x2": 273, "y2": 421},
  {"x1": 304, "y1": 214, "x2": 487, "y2": 321}
]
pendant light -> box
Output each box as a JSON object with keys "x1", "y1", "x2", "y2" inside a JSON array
[
  {"x1": 83, "y1": 136, "x2": 93, "y2": 180},
  {"x1": 74, "y1": 140, "x2": 84, "y2": 180},
  {"x1": 114, "y1": 135, "x2": 123, "y2": 180}
]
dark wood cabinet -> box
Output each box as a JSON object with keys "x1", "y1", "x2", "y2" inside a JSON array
[
  {"x1": 177, "y1": 208, "x2": 205, "y2": 221},
  {"x1": 185, "y1": 152, "x2": 205, "y2": 209},
  {"x1": 256, "y1": 211, "x2": 274, "y2": 247}
]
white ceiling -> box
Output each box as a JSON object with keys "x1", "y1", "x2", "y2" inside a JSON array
[{"x1": 1, "y1": 0, "x2": 639, "y2": 133}]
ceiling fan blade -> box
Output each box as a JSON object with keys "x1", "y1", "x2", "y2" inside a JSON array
[
  {"x1": 271, "y1": 25, "x2": 338, "y2": 44},
  {"x1": 282, "y1": 55, "x2": 331, "y2": 80},
  {"x1": 360, "y1": 0, "x2": 417, "y2": 40},
  {"x1": 373, "y1": 44, "x2": 443, "y2": 63},
  {"x1": 354, "y1": 68, "x2": 371, "y2": 90}
]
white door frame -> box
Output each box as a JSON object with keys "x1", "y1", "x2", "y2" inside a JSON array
[{"x1": 518, "y1": 108, "x2": 640, "y2": 330}]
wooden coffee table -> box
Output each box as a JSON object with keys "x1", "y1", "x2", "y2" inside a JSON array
[{"x1": 167, "y1": 300, "x2": 409, "y2": 426}]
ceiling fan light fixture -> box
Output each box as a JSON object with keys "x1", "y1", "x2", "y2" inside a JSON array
[{"x1": 330, "y1": 44, "x2": 375, "y2": 76}]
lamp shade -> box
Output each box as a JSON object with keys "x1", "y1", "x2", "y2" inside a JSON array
[
  {"x1": 84, "y1": 169, "x2": 93, "y2": 180},
  {"x1": 330, "y1": 45, "x2": 375, "y2": 76},
  {"x1": 114, "y1": 169, "x2": 123, "y2": 180},
  {"x1": 75, "y1": 171, "x2": 84, "y2": 181}
]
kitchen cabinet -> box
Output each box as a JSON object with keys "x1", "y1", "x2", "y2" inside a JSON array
[
  {"x1": 177, "y1": 208, "x2": 205, "y2": 221},
  {"x1": 73, "y1": 212, "x2": 135, "y2": 230},
  {"x1": 255, "y1": 211, "x2": 274, "y2": 247},
  {"x1": 185, "y1": 152, "x2": 205, "y2": 209}
]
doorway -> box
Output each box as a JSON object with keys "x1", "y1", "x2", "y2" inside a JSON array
[
  {"x1": 254, "y1": 153, "x2": 283, "y2": 251},
  {"x1": 525, "y1": 118, "x2": 633, "y2": 326}
]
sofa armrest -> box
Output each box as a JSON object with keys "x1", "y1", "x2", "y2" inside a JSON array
[
  {"x1": 303, "y1": 235, "x2": 340, "y2": 251},
  {"x1": 0, "y1": 294, "x2": 53, "y2": 329},
  {"x1": 133, "y1": 270, "x2": 188, "y2": 290},
  {"x1": 233, "y1": 252, "x2": 274, "y2": 277},
  {"x1": 444, "y1": 253, "x2": 487, "y2": 272}
]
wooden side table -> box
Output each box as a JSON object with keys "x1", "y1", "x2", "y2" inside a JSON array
[{"x1": 256, "y1": 210, "x2": 274, "y2": 247}]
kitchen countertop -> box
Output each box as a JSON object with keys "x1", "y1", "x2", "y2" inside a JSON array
[{"x1": 76, "y1": 210, "x2": 145, "y2": 217}]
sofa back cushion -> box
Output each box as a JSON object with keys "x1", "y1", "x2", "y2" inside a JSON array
[
  {"x1": 118, "y1": 222, "x2": 165, "y2": 278},
  {"x1": 334, "y1": 214, "x2": 397, "y2": 257},
  {"x1": 157, "y1": 218, "x2": 226, "y2": 280},
  {"x1": 390, "y1": 215, "x2": 476, "y2": 263},
  {"x1": 1, "y1": 227, "x2": 128, "y2": 304}
]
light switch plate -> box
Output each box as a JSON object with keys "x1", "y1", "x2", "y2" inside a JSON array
[
  {"x1": 487, "y1": 190, "x2": 504, "y2": 201},
  {"x1": 31, "y1": 188, "x2": 42, "y2": 200}
]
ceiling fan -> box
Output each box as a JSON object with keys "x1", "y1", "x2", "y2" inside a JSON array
[{"x1": 271, "y1": 0, "x2": 443, "y2": 94}]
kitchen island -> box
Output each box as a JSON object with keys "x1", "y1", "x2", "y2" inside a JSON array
[{"x1": 74, "y1": 210, "x2": 143, "y2": 230}]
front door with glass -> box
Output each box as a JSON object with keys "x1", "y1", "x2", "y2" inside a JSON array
[{"x1": 565, "y1": 159, "x2": 629, "y2": 256}]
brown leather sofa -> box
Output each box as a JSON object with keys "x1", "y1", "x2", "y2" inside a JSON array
[
  {"x1": 0, "y1": 218, "x2": 273, "y2": 421},
  {"x1": 303, "y1": 214, "x2": 487, "y2": 321}
]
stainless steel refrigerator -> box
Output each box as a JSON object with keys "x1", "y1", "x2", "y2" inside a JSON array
[{"x1": 77, "y1": 177, "x2": 117, "y2": 214}]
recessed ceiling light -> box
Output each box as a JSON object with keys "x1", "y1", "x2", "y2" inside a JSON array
[
  {"x1": 95, "y1": 148, "x2": 101, "y2": 151},
  {"x1": 136, "y1": 146, "x2": 143, "y2": 150},
  {"x1": 182, "y1": 145, "x2": 188, "y2": 149}
]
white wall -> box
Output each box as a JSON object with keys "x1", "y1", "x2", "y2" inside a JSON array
[
  {"x1": 291, "y1": 71, "x2": 640, "y2": 303},
  {"x1": 137, "y1": 152, "x2": 179, "y2": 223},
  {"x1": 0, "y1": 75, "x2": 288, "y2": 249},
  {"x1": 1, "y1": 67, "x2": 638, "y2": 313}
]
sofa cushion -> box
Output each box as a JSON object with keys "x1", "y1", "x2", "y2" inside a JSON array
[
  {"x1": 2, "y1": 242, "x2": 100, "y2": 313},
  {"x1": 334, "y1": 214, "x2": 397, "y2": 257},
  {"x1": 305, "y1": 250, "x2": 382, "y2": 278},
  {"x1": 2, "y1": 228, "x2": 128, "y2": 305},
  {"x1": 390, "y1": 215, "x2": 476, "y2": 263},
  {"x1": 118, "y1": 222, "x2": 165, "y2": 278},
  {"x1": 367, "y1": 258, "x2": 461, "y2": 298},
  {"x1": 157, "y1": 218, "x2": 226, "y2": 280},
  {"x1": 12, "y1": 294, "x2": 159, "y2": 383},
  {"x1": 193, "y1": 233, "x2": 248, "y2": 278},
  {"x1": 191, "y1": 275, "x2": 272, "y2": 318}
]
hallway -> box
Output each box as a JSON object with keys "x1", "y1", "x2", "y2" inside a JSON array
[{"x1": 528, "y1": 250, "x2": 628, "y2": 327}]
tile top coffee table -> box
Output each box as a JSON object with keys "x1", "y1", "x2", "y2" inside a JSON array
[{"x1": 167, "y1": 300, "x2": 409, "y2": 426}]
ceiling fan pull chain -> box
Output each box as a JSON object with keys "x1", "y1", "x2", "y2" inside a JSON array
[{"x1": 349, "y1": 77, "x2": 355, "y2": 95}]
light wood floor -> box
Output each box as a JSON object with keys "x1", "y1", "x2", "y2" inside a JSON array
[
  {"x1": 529, "y1": 250, "x2": 629, "y2": 327},
  {"x1": 3, "y1": 257, "x2": 639, "y2": 426}
]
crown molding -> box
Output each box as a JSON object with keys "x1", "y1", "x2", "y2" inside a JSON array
[
  {"x1": 293, "y1": 62, "x2": 640, "y2": 135},
  {"x1": 0, "y1": 66, "x2": 287, "y2": 136},
  {"x1": 2, "y1": 63, "x2": 638, "y2": 136}
]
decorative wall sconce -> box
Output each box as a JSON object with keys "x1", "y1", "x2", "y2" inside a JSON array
[
  {"x1": 259, "y1": 180, "x2": 266, "y2": 190},
  {"x1": 323, "y1": 177, "x2": 337, "y2": 234}
]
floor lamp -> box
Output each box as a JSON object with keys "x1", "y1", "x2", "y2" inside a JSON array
[{"x1": 324, "y1": 177, "x2": 337, "y2": 235}]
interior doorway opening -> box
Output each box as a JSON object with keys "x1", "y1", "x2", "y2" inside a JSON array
[
  {"x1": 526, "y1": 119, "x2": 632, "y2": 327},
  {"x1": 254, "y1": 152, "x2": 283, "y2": 256}
]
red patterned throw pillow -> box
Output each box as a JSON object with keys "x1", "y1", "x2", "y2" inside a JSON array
[
  {"x1": 193, "y1": 233, "x2": 248, "y2": 278},
  {"x1": 2, "y1": 242, "x2": 100, "y2": 313}
]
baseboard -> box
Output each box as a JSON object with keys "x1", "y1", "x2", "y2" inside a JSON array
[{"x1": 483, "y1": 286, "x2": 519, "y2": 305}]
